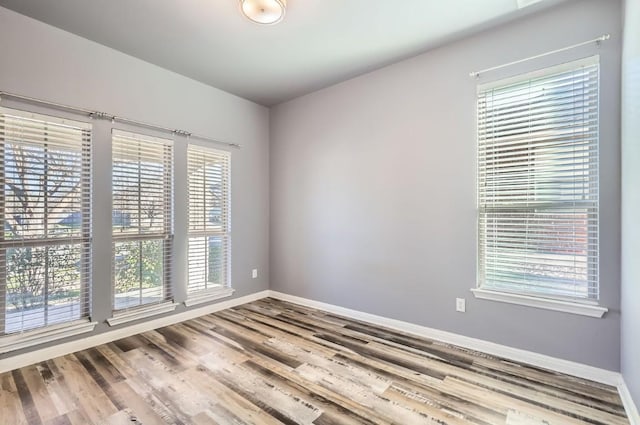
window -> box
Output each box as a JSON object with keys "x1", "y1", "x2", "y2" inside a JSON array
[
  {"x1": 0, "y1": 108, "x2": 91, "y2": 335},
  {"x1": 476, "y1": 57, "x2": 599, "y2": 305},
  {"x1": 187, "y1": 145, "x2": 230, "y2": 295},
  {"x1": 112, "y1": 130, "x2": 173, "y2": 311}
]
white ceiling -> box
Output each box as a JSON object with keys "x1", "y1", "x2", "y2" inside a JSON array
[{"x1": 0, "y1": 0, "x2": 565, "y2": 106}]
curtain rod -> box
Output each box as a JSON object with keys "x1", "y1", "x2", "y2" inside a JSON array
[
  {"x1": 469, "y1": 34, "x2": 610, "y2": 79},
  {"x1": 0, "y1": 90, "x2": 241, "y2": 149}
]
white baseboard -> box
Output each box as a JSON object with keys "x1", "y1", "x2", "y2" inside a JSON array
[
  {"x1": 0, "y1": 290, "x2": 270, "y2": 374},
  {"x1": 267, "y1": 290, "x2": 621, "y2": 386},
  {"x1": 618, "y1": 378, "x2": 640, "y2": 425}
]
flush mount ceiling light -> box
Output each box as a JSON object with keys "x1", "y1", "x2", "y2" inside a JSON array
[{"x1": 240, "y1": 0, "x2": 286, "y2": 25}]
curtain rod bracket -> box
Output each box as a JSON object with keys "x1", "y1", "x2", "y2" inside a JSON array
[
  {"x1": 595, "y1": 34, "x2": 609, "y2": 48},
  {"x1": 173, "y1": 129, "x2": 192, "y2": 138},
  {"x1": 90, "y1": 111, "x2": 111, "y2": 120}
]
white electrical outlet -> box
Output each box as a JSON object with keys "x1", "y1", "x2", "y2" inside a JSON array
[
  {"x1": 456, "y1": 298, "x2": 466, "y2": 313},
  {"x1": 252, "y1": 269, "x2": 258, "y2": 279}
]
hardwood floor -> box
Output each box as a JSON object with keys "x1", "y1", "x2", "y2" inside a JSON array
[{"x1": 0, "y1": 298, "x2": 629, "y2": 424}]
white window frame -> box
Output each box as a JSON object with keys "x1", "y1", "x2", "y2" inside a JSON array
[
  {"x1": 473, "y1": 57, "x2": 607, "y2": 318},
  {"x1": 108, "y1": 129, "x2": 177, "y2": 325},
  {"x1": 0, "y1": 107, "x2": 97, "y2": 352},
  {"x1": 185, "y1": 143, "x2": 233, "y2": 306}
]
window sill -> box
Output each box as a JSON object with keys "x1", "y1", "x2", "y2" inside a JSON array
[
  {"x1": 107, "y1": 302, "x2": 178, "y2": 327},
  {"x1": 184, "y1": 287, "x2": 235, "y2": 307},
  {"x1": 0, "y1": 319, "x2": 98, "y2": 354},
  {"x1": 470, "y1": 288, "x2": 608, "y2": 318}
]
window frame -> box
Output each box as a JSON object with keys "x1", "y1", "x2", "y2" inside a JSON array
[
  {"x1": 0, "y1": 107, "x2": 97, "y2": 348},
  {"x1": 109, "y1": 129, "x2": 176, "y2": 320},
  {"x1": 185, "y1": 143, "x2": 233, "y2": 306},
  {"x1": 473, "y1": 56, "x2": 607, "y2": 317}
]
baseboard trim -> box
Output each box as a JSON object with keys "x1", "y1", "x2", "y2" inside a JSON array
[
  {"x1": 0, "y1": 290, "x2": 270, "y2": 374},
  {"x1": 618, "y1": 378, "x2": 640, "y2": 425},
  {"x1": 267, "y1": 290, "x2": 620, "y2": 386}
]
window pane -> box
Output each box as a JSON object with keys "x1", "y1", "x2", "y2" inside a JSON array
[
  {"x1": 112, "y1": 132, "x2": 172, "y2": 235},
  {"x1": 113, "y1": 240, "x2": 164, "y2": 310},
  {"x1": 188, "y1": 161, "x2": 228, "y2": 233},
  {"x1": 480, "y1": 208, "x2": 595, "y2": 299},
  {"x1": 5, "y1": 244, "x2": 83, "y2": 334},
  {"x1": 4, "y1": 142, "x2": 85, "y2": 241},
  {"x1": 188, "y1": 236, "x2": 227, "y2": 293}
]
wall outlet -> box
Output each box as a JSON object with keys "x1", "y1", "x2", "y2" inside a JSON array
[
  {"x1": 456, "y1": 298, "x2": 466, "y2": 313},
  {"x1": 252, "y1": 269, "x2": 258, "y2": 279}
]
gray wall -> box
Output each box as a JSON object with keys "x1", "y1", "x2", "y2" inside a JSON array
[
  {"x1": 270, "y1": 0, "x2": 622, "y2": 370},
  {"x1": 621, "y1": 0, "x2": 640, "y2": 406},
  {"x1": 0, "y1": 7, "x2": 270, "y2": 357}
]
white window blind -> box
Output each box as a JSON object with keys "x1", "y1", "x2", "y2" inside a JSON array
[
  {"x1": 0, "y1": 108, "x2": 92, "y2": 335},
  {"x1": 112, "y1": 130, "x2": 173, "y2": 311},
  {"x1": 477, "y1": 56, "x2": 599, "y2": 301},
  {"x1": 187, "y1": 145, "x2": 230, "y2": 294}
]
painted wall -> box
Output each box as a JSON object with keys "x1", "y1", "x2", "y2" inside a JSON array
[
  {"x1": 621, "y1": 0, "x2": 640, "y2": 407},
  {"x1": 0, "y1": 7, "x2": 269, "y2": 357},
  {"x1": 270, "y1": 0, "x2": 622, "y2": 370}
]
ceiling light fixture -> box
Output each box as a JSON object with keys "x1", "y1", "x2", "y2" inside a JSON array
[{"x1": 240, "y1": 0, "x2": 286, "y2": 25}]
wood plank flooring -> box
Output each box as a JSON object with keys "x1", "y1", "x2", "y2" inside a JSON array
[{"x1": 0, "y1": 298, "x2": 629, "y2": 424}]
